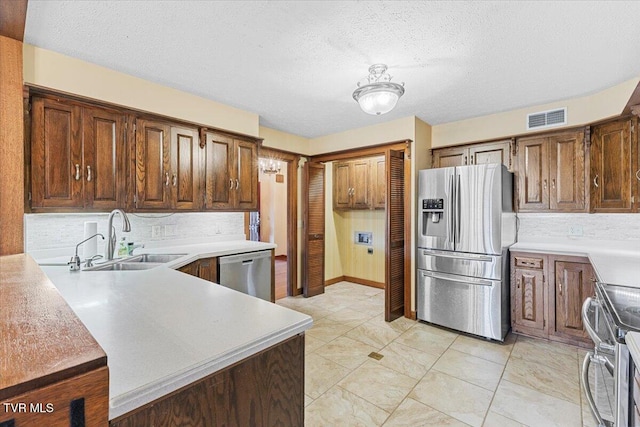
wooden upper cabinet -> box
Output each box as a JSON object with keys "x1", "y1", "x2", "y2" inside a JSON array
[
  {"x1": 83, "y1": 107, "x2": 126, "y2": 209},
  {"x1": 235, "y1": 139, "x2": 258, "y2": 210},
  {"x1": 202, "y1": 131, "x2": 258, "y2": 210},
  {"x1": 517, "y1": 136, "x2": 549, "y2": 211},
  {"x1": 170, "y1": 126, "x2": 200, "y2": 210},
  {"x1": 351, "y1": 158, "x2": 370, "y2": 209},
  {"x1": 516, "y1": 130, "x2": 586, "y2": 212},
  {"x1": 135, "y1": 119, "x2": 172, "y2": 209},
  {"x1": 548, "y1": 131, "x2": 585, "y2": 211},
  {"x1": 333, "y1": 161, "x2": 351, "y2": 209},
  {"x1": 591, "y1": 118, "x2": 636, "y2": 212},
  {"x1": 432, "y1": 145, "x2": 467, "y2": 168},
  {"x1": 432, "y1": 140, "x2": 512, "y2": 170},
  {"x1": 31, "y1": 97, "x2": 126, "y2": 210},
  {"x1": 371, "y1": 156, "x2": 386, "y2": 209}
]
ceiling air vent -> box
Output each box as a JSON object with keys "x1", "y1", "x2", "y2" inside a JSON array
[{"x1": 526, "y1": 107, "x2": 567, "y2": 130}]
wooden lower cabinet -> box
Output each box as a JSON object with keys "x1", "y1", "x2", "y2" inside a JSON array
[
  {"x1": 511, "y1": 251, "x2": 595, "y2": 346},
  {"x1": 0, "y1": 367, "x2": 109, "y2": 426},
  {"x1": 110, "y1": 333, "x2": 305, "y2": 427},
  {"x1": 178, "y1": 257, "x2": 218, "y2": 282}
]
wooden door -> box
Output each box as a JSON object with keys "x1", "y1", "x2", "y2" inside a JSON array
[
  {"x1": 83, "y1": 106, "x2": 126, "y2": 209},
  {"x1": 469, "y1": 140, "x2": 511, "y2": 170},
  {"x1": 351, "y1": 158, "x2": 370, "y2": 209},
  {"x1": 333, "y1": 161, "x2": 351, "y2": 209},
  {"x1": 385, "y1": 150, "x2": 405, "y2": 321},
  {"x1": 591, "y1": 119, "x2": 633, "y2": 212},
  {"x1": 554, "y1": 261, "x2": 594, "y2": 341},
  {"x1": 548, "y1": 132, "x2": 586, "y2": 211},
  {"x1": 235, "y1": 139, "x2": 258, "y2": 210},
  {"x1": 517, "y1": 137, "x2": 550, "y2": 211},
  {"x1": 371, "y1": 156, "x2": 386, "y2": 209},
  {"x1": 513, "y1": 267, "x2": 545, "y2": 331},
  {"x1": 204, "y1": 132, "x2": 233, "y2": 209},
  {"x1": 135, "y1": 119, "x2": 171, "y2": 209},
  {"x1": 170, "y1": 126, "x2": 200, "y2": 210},
  {"x1": 432, "y1": 146, "x2": 468, "y2": 168},
  {"x1": 31, "y1": 97, "x2": 83, "y2": 208},
  {"x1": 302, "y1": 162, "x2": 325, "y2": 297}
]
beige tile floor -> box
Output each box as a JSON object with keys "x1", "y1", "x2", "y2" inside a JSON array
[{"x1": 277, "y1": 281, "x2": 598, "y2": 427}]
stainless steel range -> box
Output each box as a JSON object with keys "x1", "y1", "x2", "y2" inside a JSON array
[{"x1": 582, "y1": 281, "x2": 640, "y2": 426}]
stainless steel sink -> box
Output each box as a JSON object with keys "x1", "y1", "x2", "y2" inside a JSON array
[
  {"x1": 87, "y1": 262, "x2": 163, "y2": 271},
  {"x1": 126, "y1": 254, "x2": 187, "y2": 263}
]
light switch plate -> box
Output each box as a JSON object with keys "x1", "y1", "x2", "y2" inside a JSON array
[{"x1": 569, "y1": 225, "x2": 583, "y2": 237}]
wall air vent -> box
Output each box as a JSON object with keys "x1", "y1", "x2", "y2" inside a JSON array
[{"x1": 526, "y1": 107, "x2": 567, "y2": 130}]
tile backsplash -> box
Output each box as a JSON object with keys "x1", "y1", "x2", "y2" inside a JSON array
[
  {"x1": 517, "y1": 213, "x2": 640, "y2": 241},
  {"x1": 24, "y1": 212, "x2": 245, "y2": 253}
]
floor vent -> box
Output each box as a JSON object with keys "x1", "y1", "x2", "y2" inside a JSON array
[
  {"x1": 368, "y1": 352, "x2": 384, "y2": 360},
  {"x1": 526, "y1": 107, "x2": 567, "y2": 130}
]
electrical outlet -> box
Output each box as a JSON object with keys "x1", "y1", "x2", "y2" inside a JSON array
[
  {"x1": 569, "y1": 225, "x2": 584, "y2": 237},
  {"x1": 152, "y1": 225, "x2": 162, "y2": 239},
  {"x1": 367, "y1": 247, "x2": 373, "y2": 254},
  {"x1": 165, "y1": 224, "x2": 177, "y2": 236}
]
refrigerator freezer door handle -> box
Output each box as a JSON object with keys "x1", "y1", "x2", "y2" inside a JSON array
[
  {"x1": 456, "y1": 174, "x2": 461, "y2": 244},
  {"x1": 422, "y1": 270, "x2": 494, "y2": 286},
  {"x1": 449, "y1": 174, "x2": 455, "y2": 245}
]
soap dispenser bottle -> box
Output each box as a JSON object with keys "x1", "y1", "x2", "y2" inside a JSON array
[{"x1": 117, "y1": 237, "x2": 128, "y2": 257}]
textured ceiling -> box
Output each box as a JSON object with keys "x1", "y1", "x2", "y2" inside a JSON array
[{"x1": 24, "y1": 1, "x2": 640, "y2": 138}]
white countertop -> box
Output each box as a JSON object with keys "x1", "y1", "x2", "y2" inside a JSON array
[
  {"x1": 39, "y1": 239, "x2": 311, "y2": 420},
  {"x1": 511, "y1": 238, "x2": 640, "y2": 288}
]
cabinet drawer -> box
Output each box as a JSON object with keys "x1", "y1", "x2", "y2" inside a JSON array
[{"x1": 515, "y1": 256, "x2": 544, "y2": 269}]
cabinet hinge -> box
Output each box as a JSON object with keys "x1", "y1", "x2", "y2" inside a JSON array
[
  {"x1": 133, "y1": 123, "x2": 137, "y2": 132},
  {"x1": 133, "y1": 194, "x2": 137, "y2": 206},
  {"x1": 28, "y1": 191, "x2": 31, "y2": 201},
  {"x1": 543, "y1": 319, "x2": 546, "y2": 327}
]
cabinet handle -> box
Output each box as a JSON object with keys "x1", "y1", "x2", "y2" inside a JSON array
[
  {"x1": 593, "y1": 174, "x2": 599, "y2": 188},
  {"x1": 470, "y1": 155, "x2": 474, "y2": 164},
  {"x1": 543, "y1": 179, "x2": 547, "y2": 190},
  {"x1": 463, "y1": 156, "x2": 467, "y2": 165},
  {"x1": 86, "y1": 165, "x2": 92, "y2": 182},
  {"x1": 235, "y1": 179, "x2": 239, "y2": 190},
  {"x1": 559, "y1": 282, "x2": 563, "y2": 295},
  {"x1": 74, "y1": 164, "x2": 81, "y2": 181},
  {"x1": 165, "y1": 172, "x2": 170, "y2": 186},
  {"x1": 551, "y1": 179, "x2": 555, "y2": 189},
  {"x1": 172, "y1": 173, "x2": 177, "y2": 187},
  {"x1": 229, "y1": 179, "x2": 233, "y2": 190}
]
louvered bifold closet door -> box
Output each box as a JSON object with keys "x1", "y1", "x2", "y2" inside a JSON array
[
  {"x1": 385, "y1": 150, "x2": 405, "y2": 321},
  {"x1": 303, "y1": 162, "x2": 325, "y2": 297}
]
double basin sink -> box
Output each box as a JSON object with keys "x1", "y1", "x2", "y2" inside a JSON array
[{"x1": 84, "y1": 253, "x2": 187, "y2": 271}]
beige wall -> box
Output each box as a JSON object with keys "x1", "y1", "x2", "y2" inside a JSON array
[
  {"x1": 260, "y1": 126, "x2": 310, "y2": 155},
  {"x1": 324, "y1": 162, "x2": 344, "y2": 279},
  {"x1": 23, "y1": 44, "x2": 259, "y2": 136},
  {"x1": 432, "y1": 77, "x2": 640, "y2": 148}
]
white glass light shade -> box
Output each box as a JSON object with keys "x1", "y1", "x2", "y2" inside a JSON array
[{"x1": 356, "y1": 87, "x2": 400, "y2": 115}]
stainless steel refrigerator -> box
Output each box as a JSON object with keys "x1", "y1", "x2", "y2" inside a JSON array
[{"x1": 416, "y1": 164, "x2": 516, "y2": 341}]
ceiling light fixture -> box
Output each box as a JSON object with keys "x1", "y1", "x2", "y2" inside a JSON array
[
  {"x1": 259, "y1": 159, "x2": 281, "y2": 175},
  {"x1": 352, "y1": 64, "x2": 405, "y2": 116}
]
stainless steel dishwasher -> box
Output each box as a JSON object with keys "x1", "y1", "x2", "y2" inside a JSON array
[{"x1": 218, "y1": 250, "x2": 272, "y2": 301}]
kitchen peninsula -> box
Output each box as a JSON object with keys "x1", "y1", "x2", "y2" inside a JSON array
[{"x1": 1, "y1": 240, "x2": 312, "y2": 426}]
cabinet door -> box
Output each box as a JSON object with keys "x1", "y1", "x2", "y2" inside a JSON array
[
  {"x1": 333, "y1": 161, "x2": 351, "y2": 209},
  {"x1": 351, "y1": 158, "x2": 370, "y2": 209},
  {"x1": 517, "y1": 137, "x2": 549, "y2": 211},
  {"x1": 135, "y1": 119, "x2": 171, "y2": 209},
  {"x1": 204, "y1": 132, "x2": 233, "y2": 209},
  {"x1": 83, "y1": 106, "x2": 126, "y2": 209},
  {"x1": 513, "y1": 267, "x2": 545, "y2": 331},
  {"x1": 469, "y1": 140, "x2": 512, "y2": 170},
  {"x1": 170, "y1": 126, "x2": 200, "y2": 210},
  {"x1": 198, "y1": 257, "x2": 218, "y2": 283},
  {"x1": 371, "y1": 156, "x2": 386, "y2": 209},
  {"x1": 432, "y1": 146, "x2": 468, "y2": 168},
  {"x1": 548, "y1": 131, "x2": 586, "y2": 211},
  {"x1": 554, "y1": 261, "x2": 595, "y2": 341},
  {"x1": 591, "y1": 119, "x2": 633, "y2": 212},
  {"x1": 178, "y1": 261, "x2": 199, "y2": 277},
  {"x1": 31, "y1": 97, "x2": 83, "y2": 208},
  {"x1": 235, "y1": 139, "x2": 258, "y2": 210}
]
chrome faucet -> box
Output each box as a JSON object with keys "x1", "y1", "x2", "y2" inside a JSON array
[
  {"x1": 106, "y1": 209, "x2": 131, "y2": 260},
  {"x1": 68, "y1": 233, "x2": 105, "y2": 271}
]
